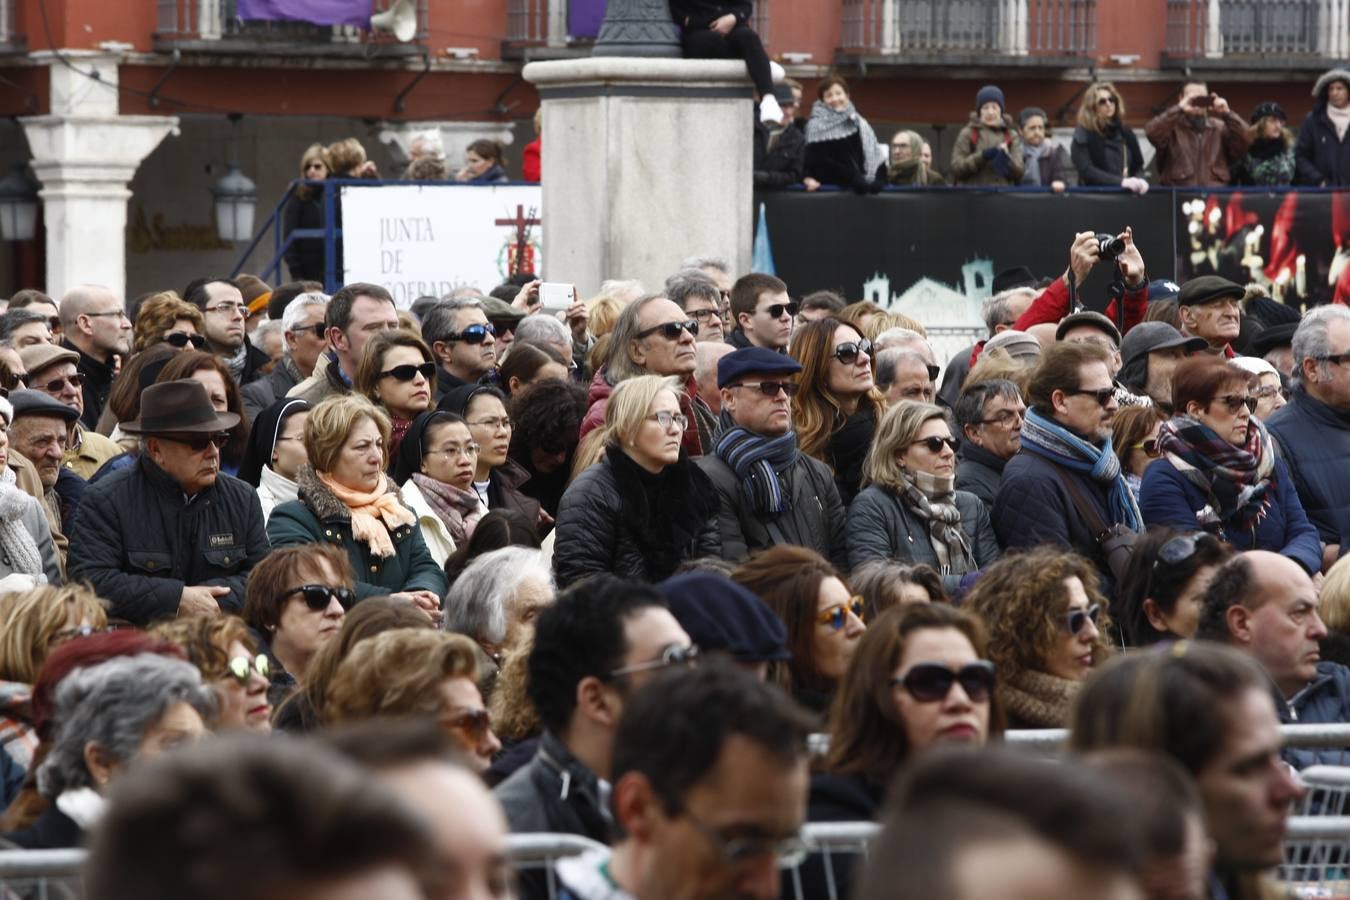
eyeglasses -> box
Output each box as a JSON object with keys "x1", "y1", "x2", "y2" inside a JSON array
[
  {"x1": 727, "y1": 381, "x2": 800, "y2": 398},
  {"x1": 291, "y1": 322, "x2": 328, "y2": 339},
  {"x1": 647, "y1": 411, "x2": 689, "y2": 431},
  {"x1": 443, "y1": 707, "x2": 494, "y2": 740},
  {"x1": 684, "y1": 811, "x2": 809, "y2": 869},
  {"x1": 160, "y1": 432, "x2": 230, "y2": 452},
  {"x1": 1065, "y1": 387, "x2": 1116, "y2": 406},
  {"x1": 911, "y1": 436, "x2": 959, "y2": 454},
  {"x1": 891, "y1": 660, "x2": 997, "y2": 703},
  {"x1": 924, "y1": 363, "x2": 940, "y2": 382},
  {"x1": 204, "y1": 302, "x2": 246, "y2": 317},
  {"x1": 379, "y1": 362, "x2": 436, "y2": 382},
  {"x1": 83, "y1": 310, "x2": 129, "y2": 320},
  {"x1": 34, "y1": 372, "x2": 82, "y2": 393},
  {"x1": 833, "y1": 339, "x2": 873, "y2": 365},
  {"x1": 1062, "y1": 604, "x2": 1102, "y2": 636},
  {"x1": 164, "y1": 331, "x2": 207, "y2": 349},
  {"x1": 50, "y1": 624, "x2": 104, "y2": 646},
  {"x1": 688, "y1": 308, "x2": 722, "y2": 321},
  {"x1": 636, "y1": 319, "x2": 699, "y2": 341},
  {"x1": 1129, "y1": 438, "x2": 1160, "y2": 458},
  {"x1": 1317, "y1": 352, "x2": 1350, "y2": 366},
  {"x1": 759, "y1": 302, "x2": 800, "y2": 319},
  {"x1": 284, "y1": 583, "x2": 355, "y2": 611},
  {"x1": 609, "y1": 642, "x2": 700, "y2": 677},
  {"x1": 1251, "y1": 385, "x2": 1288, "y2": 401},
  {"x1": 818, "y1": 596, "x2": 865, "y2": 630},
  {"x1": 228, "y1": 653, "x2": 271, "y2": 684},
  {"x1": 976, "y1": 408, "x2": 1025, "y2": 427},
  {"x1": 45, "y1": 317, "x2": 61, "y2": 331},
  {"x1": 468, "y1": 416, "x2": 512, "y2": 431},
  {"x1": 425, "y1": 442, "x2": 480, "y2": 459},
  {"x1": 444, "y1": 323, "x2": 496, "y2": 344},
  {"x1": 1215, "y1": 394, "x2": 1257, "y2": 414},
  {"x1": 1096, "y1": 96, "x2": 1117, "y2": 107}
]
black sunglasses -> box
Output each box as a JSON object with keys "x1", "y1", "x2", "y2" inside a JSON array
[
  {"x1": 489, "y1": 319, "x2": 518, "y2": 336},
  {"x1": 285, "y1": 584, "x2": 355, "y2": 611},
  {"x1": 160, "y1": 432, "x2": 230, "y2": 452},
  {"x1": 1063, "y1": 604, "x2": 1102, "y2": 636},
  {"x1": 380, "y1": 362, "x2": 436, "y2": 382},
  {"x1": 925, "y1": 363, "x2": 940, "y2": 382},
  {"x1": 34, "y1": 372, "x2": 83, "y2": 393},
  {"x1": 892, "y1": 661, "x2": 996, "y2": 703},
  {"x1": 760, "y1": 302, "x2": 800, "y2": 319},
  {"x1": 444, "y1": 323, "x2": 496, "y2": 344},
  {"x1": 912, "y1": 436, "x2": 959, "y2": 454},
  {"x1": 636, "y1": 319, "x2": 699, "y2": 341},
  {"x1": 164, "y1": 332, "x2": 207, "y2": 349},
  {"x1": 833, "y1": 338, "x2": 873, "y2": 364},
  {"x1": 1066, "y1": 387, "x2": 1116, "y2": 406},
  {"x1": 290, "y1": 322, "x2": 327, "y2": 339},
  {"x1": 727, "y1": 381, "x2": 800, "y2": 398},
  {"x1": 1215, "y1": 394, "x2": 1257, "y2": 414}
]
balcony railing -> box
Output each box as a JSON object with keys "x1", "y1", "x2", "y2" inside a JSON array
[
  {"x1": 0, "y1": 0, "x2": 22, "y2": 52},
  {"x1": 505, "y1": 0, "x2": 770, "y2": 59},
  {"x1": 840, "y1": 0, "x2": 1095, "y2": 60},
  {"x1": 155, "y1": 0, "x2": 428, "y2": 55},
  {"x1": 1166, "y1": 0, "x2": 1349, "y2": 62}
]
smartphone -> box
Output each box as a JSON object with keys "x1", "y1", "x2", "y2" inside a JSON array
[{"x1": 540, "y1": 282, "x2": 573, "y2": 312}]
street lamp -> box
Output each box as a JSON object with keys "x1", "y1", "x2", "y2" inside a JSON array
[
  {"x1": 211, "y1": 113, "x2": 257, "y2": 243},
  {"x1": 0, "y1": 164, "x2": 39, "y2": 242}
]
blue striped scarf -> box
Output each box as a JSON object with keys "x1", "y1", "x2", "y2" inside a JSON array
[
  {"x1": 715, "y1": 426, "x2": 800, "y2": 517},
  {"x1": 1020, "y1": 407, "x2": 1144, "y2": 533}
]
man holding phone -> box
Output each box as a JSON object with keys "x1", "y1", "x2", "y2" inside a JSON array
[{"x1": 1146, "y1": 80, "x2": 1251, "y2": 187}]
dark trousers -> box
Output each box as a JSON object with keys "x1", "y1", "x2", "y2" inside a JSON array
[{"x1": 681, "y1": 24, "x2": 773, "y2": 96}]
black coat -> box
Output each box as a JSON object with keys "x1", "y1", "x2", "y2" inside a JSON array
[
  {"x1": 754, "y1": 116, "x2": 807, "y2": 188},
  {"x1": 241, "y1": 357, "x2": 302, "y2": 424},
  {"x1": 282, "y1": 193, "x2": 325, "y2": 282},
  {"x1": 955, "y1": 441, "x2": 1007, "y2": 512},
  {"x1": 68, "y1": 454, "x2": 270, "y2": 625},
  {"x1": 65, "y1": 339, "x2": 115, "y2": 430},
  {"x1": 669, "y1": 0, "x2": 751, "y2": 28},
  {"x1": 804, "y1": 132, "x2": 885, "y2": 192},
  {"x1": 1071, "y1": 123, "x2": 1144, "y2": 185},
  {"x1": 3, "y1": 802, "x2": 83, "y2": 850},
  {"x1": 793, "y1": 772, "x2": 885, "y2": 900},
  {"x1": 1295, "y1": 102, "x2": 1350, "y2": 186},
  {"x1": 553, "y1": 447, "x2": 719, "y2": 588},
  {"x1": 1268, "y1": 387, "x2": 1350, "y2": 546}
]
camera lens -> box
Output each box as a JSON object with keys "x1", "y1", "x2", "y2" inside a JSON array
[{"x1": 1095, "y1": 233, "x2": 1126, "y2": 260}]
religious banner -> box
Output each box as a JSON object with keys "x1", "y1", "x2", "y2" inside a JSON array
[{"x1": 340, "y1": 183, "x2": 543, "y2": 309}]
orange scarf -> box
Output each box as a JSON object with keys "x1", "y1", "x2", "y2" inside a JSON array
[{"x1": 317, "y1": 471, "x2": 415, "y2": 559}]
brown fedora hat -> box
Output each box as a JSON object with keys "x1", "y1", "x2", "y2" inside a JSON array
[{"x1": 121, "y1": 380, "x2": 241, "y2": 435}]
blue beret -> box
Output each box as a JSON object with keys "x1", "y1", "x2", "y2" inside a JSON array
[
  {"x1": 717, "y1": 346, "x2": 802, "y2": 389},
  {"x1": 658, "y1": 573, "x2": 790, "y2": 663}
]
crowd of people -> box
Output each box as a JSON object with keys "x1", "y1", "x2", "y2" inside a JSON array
[{"x1": 0, "y1": 225, "x2": 1345, "y2": 899}]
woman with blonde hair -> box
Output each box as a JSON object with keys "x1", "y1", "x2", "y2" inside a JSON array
[
  {"x1": 1318, "y1": 554, "x2": 1350, "y2": 666},
  {"x1": 283, "y1": 143, "x2": 330, "y2": 282},
  {"x1": 848, "y1": 401, "x2": 999, "y2": 592},
  {"x1": 131, "y1": 292, "x2": 205, "y2": 355},
  {"x1": 789, "y1": 318, "x2": 887, "y2": 505},
  {"x1": 1071, "y1": 81, "x2": 1147, "y2": 191},
  {"x1": 1234, "y1": 102, "x2": 1296, "y2": 186},
  {"x1": 553, "y1": 374, "x2": 718, "y2": 588}
]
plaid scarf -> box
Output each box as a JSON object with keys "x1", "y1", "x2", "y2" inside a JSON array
[
  {"x1": 1020, "y1": 407, "x2": 1144, "y2": 533},
  {"x1": 1157, "y1": 415, "x2": 1275, "y2": 533},
  {"x1": 715, "y1": 425, "x2": 799, "y2": 517},
  {"x1": 805, "y1": 101, "x2": 888, "y2": 178},
  {"x1": 897, "y1": 469, "x2": 973, "y2": 575}
]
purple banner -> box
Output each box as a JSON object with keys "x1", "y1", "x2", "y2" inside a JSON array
[
  {"x1": 235, "y1": 0, "x2": 371, "y2": 27},
  {"x1": 568, "y1": 0, "x2": 606, "y2": 38}
]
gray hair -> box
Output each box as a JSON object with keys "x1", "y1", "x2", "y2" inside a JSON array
[
  {"x1": 0, "y1": 308, "x2": 48, "y2": 347},
  {"x1": 444, "y1": 287, "x2": 486, "y2": 301},
  {"x1": 444, "y1": 546, "x2": 554, "y2": 646},
  {"x1": 599, "y1": 279, "x2": 645, "y2": 302},
  {"x1": 1291, "y1": 304, "x2": 1350, "y2": 388},
  {"x1": 38, "y1": 654, "x2": 216, "y2": 798},
  {"x1": 982, "y1": 287, "x2": 1037, "y2": 338},
  {"x1": 281, "y1": 291, "x2": 330, "y2": 336},
  {"x1": 680, "y1": 255, "x2": 729, "y2": 274},
  {"x1": 421, "y1": 298, "x2": 483, "y2": 346},
  {"x1": 874, "y1": 348, "x2": 928, "y2": 391},
  {"x1": 249, "y1": 319, "x2": 285, "y2": 353},
  {"x1": 409, "y1": 129, "x2": 445, "y2": 160},
  {"x1": 953, "y1": 378, "x2": 1022, "y2": 430},
  {"x1": 605, "y1": 293, "x2": 668, "y2": 384},
  {"x1": 874, "y1": 327, "x2": 933, "y2": 362},
  {"x1": 514, "y1": 313, "x2": 571, "y2": 351},
  {"x1": 664, "y1": 269, "x2": 722, "y2": 312}
]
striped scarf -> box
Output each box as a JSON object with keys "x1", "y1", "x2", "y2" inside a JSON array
[
  {"x1": 1157, "y1": 415, "x2": 1274, "y2": 533},
  {"x1": 1020, "y1": 407, "x2": 1144, "y2": 533},
  {"x1": 715, "y1": 426, "x2": 800, "y2": 517}
]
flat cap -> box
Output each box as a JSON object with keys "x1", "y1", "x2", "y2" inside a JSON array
[
  {"x1": 717, "y1": 346, "x2": 802, "y2": 389},
  {"x1": 983, "y1": 329, "x2": 1041, "y2": 362},
  {"x1": 8, "y1": 388, "x2": 79, "y2": 424},
  {"x1": 1056, "y1": 311, "x2": 1122, "y2": 347},
  {"x1": 1177, "y1": 275, "x2": 1244, "y2": 308},
  {"x1": 480, "y1": 294, "x2": 526, "y2": 324},
  {"x1": 1120, "y1": 321, "x2": 1208, "y2": 368},
  {"x1": 658, "y1": 573, "x2": 790, "y2": 663},
  {"x1": 18, "y1": 344, "x2": 79, "y2": 378}
]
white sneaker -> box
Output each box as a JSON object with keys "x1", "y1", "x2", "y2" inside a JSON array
[
  {"x1": 769, "y1": 60, "x2": 786, "y2": 83},
  {"x1": 760, "y1": 93, "x2": 783, "y2": 124}
]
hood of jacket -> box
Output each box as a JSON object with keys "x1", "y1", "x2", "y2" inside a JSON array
[{"x1": 1314, "y1": 68, "x2": 1350, "y2": 104}]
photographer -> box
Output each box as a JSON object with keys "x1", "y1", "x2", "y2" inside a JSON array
[
  {"x1": 1006, "y1": 230, "x2": 1150, "y2": 338},
  {"x1": 1145, "y1": 80, "x2": 1251, "y2": 187}
]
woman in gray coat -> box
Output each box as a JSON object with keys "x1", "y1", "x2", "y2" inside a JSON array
[
  {"x1": 847, "y1": 401, "x2": 999, "y2": 593},
  {"x1": 0, "y1": 397, "x2": 60, "y2": 587}
]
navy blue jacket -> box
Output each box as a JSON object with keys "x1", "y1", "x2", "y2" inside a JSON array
[
  {"x1": 1268, "y1": 388, "x2": 1350, "y2": 549},
  {"x1": 1281, "y1": 662, "x2": 1350, "y2": 769},
  {"x1": 1295, "y1": 102, "x2": 1350, "y2": 186},
  {"x1": 1138, "y1": 455, "x2": 1321, "y2": 574}
]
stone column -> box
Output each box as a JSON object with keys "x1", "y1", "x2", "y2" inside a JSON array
[
  {"x1": 19, "y1": 51, "x2": 178, "y2": 302},
  {"x1": 523, "y1": 58, "x2": 753, "y2": 297}
]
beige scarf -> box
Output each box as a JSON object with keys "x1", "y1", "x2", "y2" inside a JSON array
[{"x1": 317, "y1": 471, "x2": 415, "y2": 558}]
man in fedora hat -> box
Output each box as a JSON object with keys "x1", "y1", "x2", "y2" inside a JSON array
[{"x1": 68, "y1": 380, "x2": 270, "y2": 626}]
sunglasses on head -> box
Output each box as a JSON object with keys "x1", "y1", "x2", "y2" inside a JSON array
[
  {"x1": 892, "y1": 660, "x2": 996, "y2": 703},
  {"x1": 445, "y1": 323, "x2": 496, "y2": 344},
  {"x1": 380, "y1": 361, "x2": 436, "y2": 382},
  {"x1": 609, "y1": 642, "x2": 701, "y2": 678},
  {"x1": 1066, "y1": 386, "x2": 1116, "y2": 406},
  {"x1": 912, "y1": 436, "x2": 959, "y2": 454},
  {"x1": 727, "y1": 380, "x2": 800, "y2": 398},
  {"x1": 285, "y1": 583, "x2": 354, "y2": 611},
  {"x1": 164, "y1": 331, "x2": 207, "y2": 349},
  {"x1": 228, "y1": 653, "x2": 270, "y2": 684},
  {"x1": 760, "y1": 302, "x2": 800, "y2": 319},
  {"x1": 818, "y1": 596, "x2": 865, "y2": 630},
  {"x1": 636, "y1": 319, "x2": 699, "y2": 341},
  {"x1": 1215, "y1": 394, "x2": 1257, "y2": 414},
  {"x1": 443, "y1": 707, "x2": 493, "y2": 740},
  {"x1": 1063, "y1": 604, "x2": 1102, "y2": 636},
  {"x1": 833, "y1": 338, "x2": 873, "y2": 365},
  {"x1": 160, "y1": 432, "x2": 230, "y2": 452}
]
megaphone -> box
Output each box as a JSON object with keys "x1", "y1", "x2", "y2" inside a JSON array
[{"x1": 370, "y1": 0, "x2": 417, "y2": 42}]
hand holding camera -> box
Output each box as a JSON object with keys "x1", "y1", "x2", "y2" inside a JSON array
[{"x1": 1066, "y1": 227, "x2": 1145, "y2": 286}]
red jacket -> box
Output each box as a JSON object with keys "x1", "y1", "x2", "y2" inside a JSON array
[
  {"x1": 969, "y1": 276, "x2": 1148, "y2": 368},
  {"x1": 579, "y1": 368, "x2": 708, "y2": 458},
  {"x1": 522, "y1": 139, "x2": 541, "y2": 183}
]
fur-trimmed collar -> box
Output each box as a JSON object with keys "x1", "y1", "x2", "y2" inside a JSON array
[
  {"x1": 1314, "y1": 68, "x2": 1350, "y2": 101},
  {"x1": 295, "y1": 464, "x2": 402, "y2": 524}
]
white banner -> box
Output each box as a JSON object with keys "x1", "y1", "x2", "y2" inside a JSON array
[{"x1": 340, "y1": 183, "x2": 543, "y2": 309}]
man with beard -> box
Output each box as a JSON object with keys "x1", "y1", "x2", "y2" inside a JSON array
[{"x1": 185, "y1": 277, "x2": 272, "y2": 386}]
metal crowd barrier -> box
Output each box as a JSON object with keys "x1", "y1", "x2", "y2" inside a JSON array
[{"x1": 0, "y1": 847, "x2": 83, "y2": 899}]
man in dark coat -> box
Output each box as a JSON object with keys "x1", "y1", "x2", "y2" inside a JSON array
[
  {"x1": 1268, "y1": 304, "x2": 1350, "y2": 567},
  {"x1": 184, "y1": 278, "x2": 272, "y2": 386},
  {"x1": 1296, "y1": 68, "x2": 1350, "y2": 186},
  {"x1": 495, "y1": 576, "x2": 691, "y2": 900},
  {"x1": 57, "y1": 284, "x2": 130, "y2": 428},
  {"x1": 241, "y1": 291, "x2": 329, "y2": 422},
  {"x1": 698, "y1": 348, "x2": 847, "y2": 567},
  {"x1": 754, "y1": 84, "x2": 806, "y2": 189},
  {"x1": 68, "y1": 380, "x2": 270, "y2": 625},
  {"x1": 953, "y1": 377, "x2": 1025, "y2": 513}
]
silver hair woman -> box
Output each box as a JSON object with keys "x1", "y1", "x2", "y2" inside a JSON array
[
  {"x1": 16, "y1": 654, "x2": 216, "y2": 849},
  {"x1": 443, "y1": 545, "x2": 554, "y2": 661}
]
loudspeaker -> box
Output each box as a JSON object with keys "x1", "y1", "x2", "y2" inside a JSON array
[{"x1": 370, "y1": 0, "x2": 416, "y2": 42}]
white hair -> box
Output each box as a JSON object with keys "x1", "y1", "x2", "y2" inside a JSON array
[
  {"x1": 443, "y1": 547, "x2": 554, "y2": 646},
  {"x1": 874, "y1": 327, "x2": 934, "y2": 362},
  {"x1": 680, "y1": 255, "x2": 729, "y2": 274},
  {"x1": 514, "y1": 313, "x2": 571, "y2": 350},
  {"x1": 1230, "y1": 355, "x2": 1279, "y2": 380},
  {"x1": 1291, "y1": 304, "x2": 1350, "y2": 387},
  {"x1": 599, "y1": 279, "x2": 645, "y2": 302},
  {"x1": 249, "y1": 319, "x2": 285, "y2": 352},
  {"x1": 281, "y1": 292, "x2": 330, "y2": 334},
  {"x1": 409, "y1": 129, "x2": 445, "y2": 160}
]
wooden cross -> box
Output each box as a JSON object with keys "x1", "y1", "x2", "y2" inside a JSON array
[{"x1": 494, "y1": 204, "x2": 541, "y2": 277}]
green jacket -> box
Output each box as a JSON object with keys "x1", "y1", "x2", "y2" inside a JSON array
[{"x1": 267, "y1": 465, "x2": 447, "y2": 600}]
